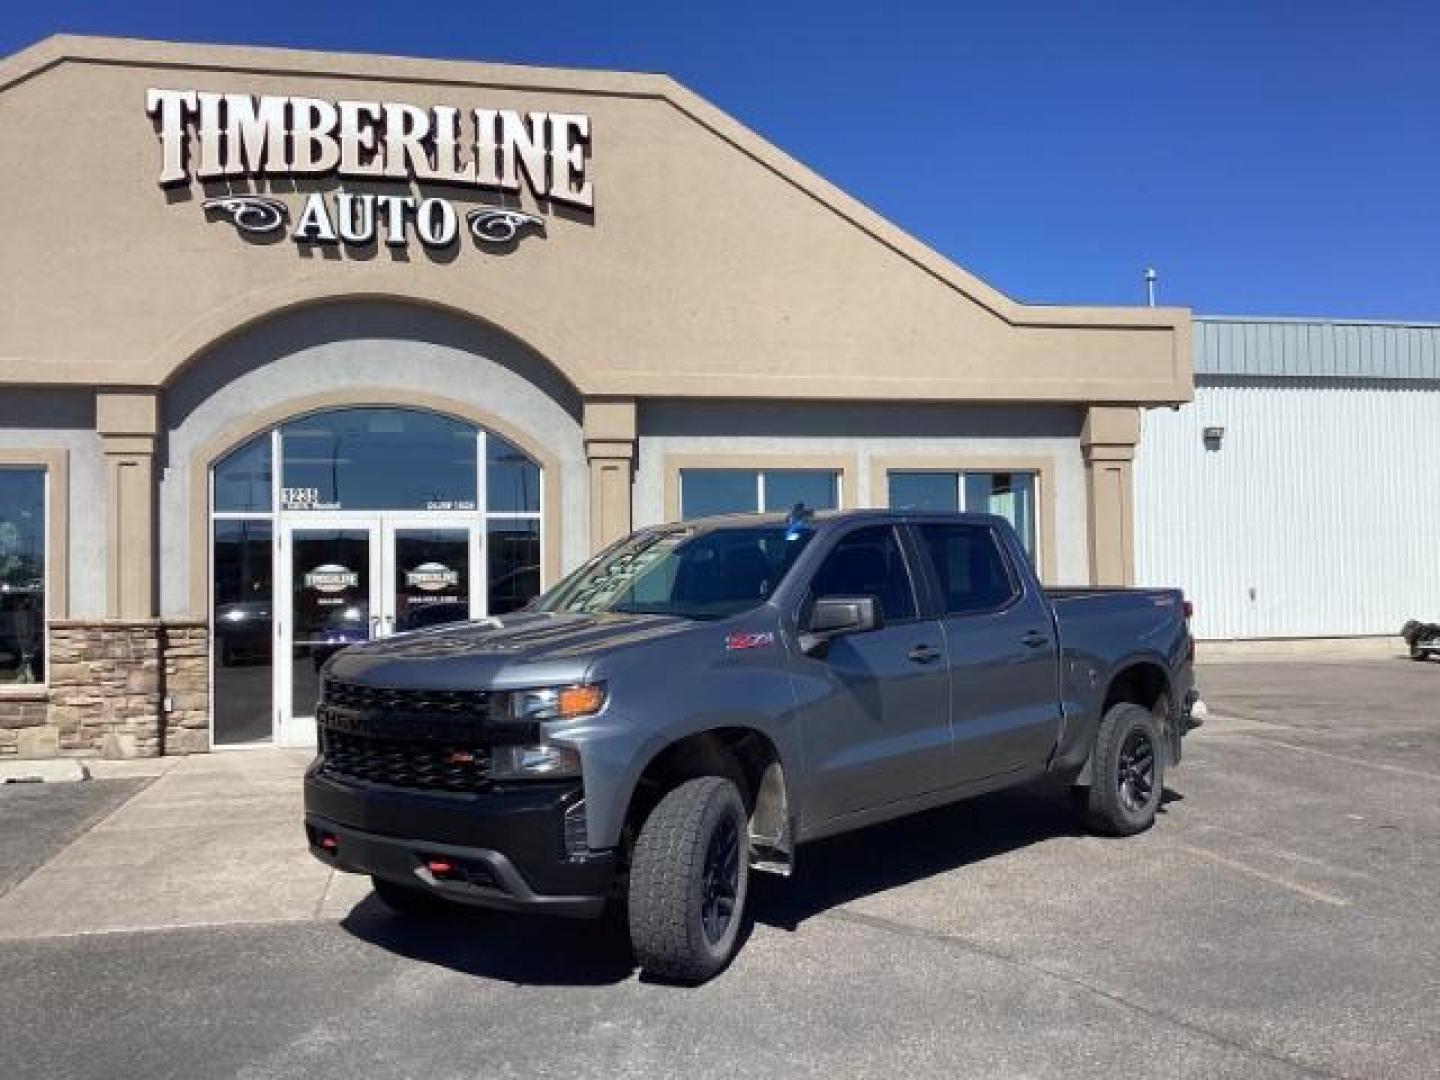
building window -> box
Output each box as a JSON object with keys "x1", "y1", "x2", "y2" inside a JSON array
[
  {"x1": 279, "y1": 408, "x2": 478, "y2": 512},
  {"x1": 888, "y1": 470, "x2": 1038, "y2": 560},
  {"x1": 679, "y1": 468, "x2": 840, "y2": 519},
  {"x1": 0, "y1": 468, "x2": 46, "y2": 684}
]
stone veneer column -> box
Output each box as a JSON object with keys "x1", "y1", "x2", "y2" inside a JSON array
[
  {"x1": 1081, "y1": 406, "x2": 1141, "y2": 587},
  {"x1": 43, "y1": 619, "x2": 210, "y2": 758},
  {"x1": 47, "y1": 620, "x2": 163, "y2": 757},
  {"x1": 583, "y1": 398, "x2": 637, "y2": 554},
  {"x1": 97, "y1": 390, "x2": 159, "y2": 619}
]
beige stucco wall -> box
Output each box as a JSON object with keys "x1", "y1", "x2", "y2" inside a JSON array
[{"x1": 0, "y1": 37, "x2": 1190, "y2": 408}]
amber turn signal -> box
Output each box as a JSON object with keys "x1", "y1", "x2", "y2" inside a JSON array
[{"x1": 556, "y1": 683, "x2": 606, "y2": 718}]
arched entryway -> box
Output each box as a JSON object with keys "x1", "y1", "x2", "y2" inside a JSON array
[{"x1": 209, "y1": 405, "x2": 544, "y2": 747}]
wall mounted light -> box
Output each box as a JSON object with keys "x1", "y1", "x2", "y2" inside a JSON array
[{"x1": 1202, "y1": 425, "x2": 1225, "y2": 451}]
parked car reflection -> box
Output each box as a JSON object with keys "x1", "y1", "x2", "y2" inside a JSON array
[{"x1": 214, "y1": 600, "x2": 272, "y2": 666}]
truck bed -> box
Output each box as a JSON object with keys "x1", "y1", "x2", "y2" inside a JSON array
[{"x1": 1044, "y1": 585, "x2": 1192, "y2": 776}]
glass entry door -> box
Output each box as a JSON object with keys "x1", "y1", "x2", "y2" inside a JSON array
[
  {"x1": 279, "y1": 522, "x2": 379, "y2": 746},
  {"x1": 276, "y1": 516, "x2": 479, "y2": 746}
]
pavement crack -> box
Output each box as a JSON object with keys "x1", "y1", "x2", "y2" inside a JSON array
[{"x1": 824, "y1": 905, "x2": 1344, "y2": 1080}]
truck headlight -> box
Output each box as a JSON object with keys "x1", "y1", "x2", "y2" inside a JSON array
[{"x1": 495, "y1": 683, "x2": 606, "y2": 724}]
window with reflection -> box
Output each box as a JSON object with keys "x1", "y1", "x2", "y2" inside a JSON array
[
  {"x1": 679, "y1": 468, "x2": 840, "y2": 520},
  {"x1": 487, "y1": 434, "x2": 541, "y2": 513},
  {"x1": 212, "y1": 520, "x2": 272, "y2": 743},
  {"x1": 0, "y1": 469, "x2": 45, "y2": 684},
  {"x1": 280, "y1": 408, "x2": 478, "y2": 512},
  {"x1": 213, "y1": 433, "x2": 272, "y2": 513},
  {"x1": 488, "y1": 519, "x2": 541, "y2": 615},
  {"x1": 888, "y1": 470, "x2": 1038, "y2": 560}
]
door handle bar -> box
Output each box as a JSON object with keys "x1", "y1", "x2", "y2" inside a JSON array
[
  {"x1": 907, "y1": 644, "x2": 943, "y2": 664},
  {"x1": 1021, "y1": 631, "x2": 1050, "y2": 649}
]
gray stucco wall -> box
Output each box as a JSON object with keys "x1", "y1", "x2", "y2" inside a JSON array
[
  {"x1": 635, "y1": 401, "x2": 1090, "y2": 586},
  {"x1": 0, "y1": 390, "x2": 105, "y2": 618},
  {"x1": 157, "y1": 302, "x2": 588, "y2": 617}
]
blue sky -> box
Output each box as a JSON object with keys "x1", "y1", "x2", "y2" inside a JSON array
[{"x1": 6, "y1": 1, "x2": 1437, "y2": 319}]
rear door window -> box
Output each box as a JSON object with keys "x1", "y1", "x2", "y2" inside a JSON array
[
  {"x1": 915, "y1": 524, "x2": 1019, "y2": 616},
  {"x1": 809, "y1": 525, "x2": 918, "y2": 622}
]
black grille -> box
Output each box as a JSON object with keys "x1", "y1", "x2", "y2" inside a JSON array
[
  {"x1": 322, "y1": 681, "x2": 491, "y2": 717},
  {"x1": 319, "y1": 728, "x2": 493, "y2": 792}
]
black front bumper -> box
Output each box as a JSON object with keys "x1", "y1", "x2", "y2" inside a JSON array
[{"x1": 303, "y1": 764, "x2": 618, "y2": 918}]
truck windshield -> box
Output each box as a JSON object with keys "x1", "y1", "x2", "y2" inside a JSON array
[{"x1": 535, "y1": 524, "x2": 814, "y2": 620}]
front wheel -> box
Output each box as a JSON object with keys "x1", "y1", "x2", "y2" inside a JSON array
[
  {"x1": 627, "y1": 776, "x2": 750, "y2": 984},
  {"x1": 1076, "y1": 702, "x2": 1164, "y2": 837}
]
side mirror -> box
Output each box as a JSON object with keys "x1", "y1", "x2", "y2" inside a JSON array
[{"x1": 800, "y1": 595, "x2": 883, "y2": 656}]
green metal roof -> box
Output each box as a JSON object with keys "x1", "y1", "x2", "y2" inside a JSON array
[{"x1": 1196, "y1": 317, "x2": 1440, "y2": 381}]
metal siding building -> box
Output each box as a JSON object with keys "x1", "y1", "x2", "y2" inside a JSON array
[{"x1": 1135, "y1": 318, "x2": 1440, "y2": 639}]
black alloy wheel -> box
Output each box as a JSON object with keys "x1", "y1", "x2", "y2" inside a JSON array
[
  {"x1": 1117, "y1": 728, "x2": 1156, "y2": 813},
  {"x1": 700, "y1": 815, "x2": 741, "y2": 944},
  {"x1": 1075, "y1": 701, "x2": 1165, "y2": 836}
]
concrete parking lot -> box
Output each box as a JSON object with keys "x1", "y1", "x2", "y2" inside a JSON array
[{"x1": 0, "y1": 656, "x2": 1436, "y2": 1080}]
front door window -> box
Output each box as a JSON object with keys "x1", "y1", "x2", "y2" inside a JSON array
[
  {"x1": 289, "y1": 527, "x2": 374, "y2": 725},
  {"x1": 209, "y1": 407, "x2": 545, "y2": 747},
  {"x1": 393, "y1": 528, "x2": 472, "y2": 633}
]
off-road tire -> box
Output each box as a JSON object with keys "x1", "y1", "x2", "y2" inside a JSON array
[
  {"x1": 628, "y1": 776, "x2": 749, "y2": 984},
  {"x1": 371, "y1": 876, "x2": 459, "y2": 918},
  {"x1": 1077, "y1": 702, "x2": 1164, "y2": 837}
]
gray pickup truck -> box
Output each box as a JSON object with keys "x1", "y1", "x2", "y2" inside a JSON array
[{"x1": 305, "y1": 510, "x2": 1197, "y2": 981}]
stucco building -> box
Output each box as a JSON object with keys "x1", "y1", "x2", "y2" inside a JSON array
[{"x1": 0, "y1": 36, "x2": 1191, "y2": 757}]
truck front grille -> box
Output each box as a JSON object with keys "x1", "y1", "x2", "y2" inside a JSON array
[
  {"x1": 322, "y1": 681, "x2": 491, "y2": 718},
  {"x1": 318, "y1": 728, "x2": 492, "y2": 793}
]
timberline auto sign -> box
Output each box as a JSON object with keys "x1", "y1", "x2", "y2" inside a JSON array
[{"x1": 146, "y1": 89, "x2": 593, "y2": 250}]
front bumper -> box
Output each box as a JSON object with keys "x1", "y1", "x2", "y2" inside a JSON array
[{"x1": 303, "y1": 765, "x2": 618, "y2": 918}]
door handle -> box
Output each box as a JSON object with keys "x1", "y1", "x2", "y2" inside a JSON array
[
  {"x1": 1021, "y1": 631, "x2": 1050, "y2": 649},
  {"x1": 907, "y1": 644, "x2": 943, "y2": 664}
]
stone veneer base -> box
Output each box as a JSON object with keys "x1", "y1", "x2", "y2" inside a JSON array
[{"x1": 0, "y1": 620, "x2": 209, "y2": 759}]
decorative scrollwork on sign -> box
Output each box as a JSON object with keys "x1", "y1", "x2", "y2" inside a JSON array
[
  {"x1": 202, "y1": 196, "x2": 289, "y2": 235},
  {"x1": 466, "y1": 208, "x2": 546, "y2": 245}
]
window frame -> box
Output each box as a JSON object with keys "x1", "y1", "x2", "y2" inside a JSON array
[{"x1": 0, "y1": 449, "x2": 68, "y2": 692}]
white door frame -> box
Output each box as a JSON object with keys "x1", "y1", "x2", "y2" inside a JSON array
[{"x1": 275, "y1": 512, "x2": 482, "y2": 747}]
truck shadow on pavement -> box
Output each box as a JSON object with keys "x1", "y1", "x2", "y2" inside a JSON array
[
  {"x1": 752, "y1": 785, "x2": 1081, "y2": 931},
  {"x1": 339, "y1": 781, "x2": 1181, "y2": 987}
]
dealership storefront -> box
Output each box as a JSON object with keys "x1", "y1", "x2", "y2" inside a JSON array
[{"x1": 0, "y1": 36, "x2": 1190, "y2": 758}]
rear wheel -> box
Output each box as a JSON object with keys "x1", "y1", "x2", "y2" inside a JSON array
[
  {"x1": 370, "y1": 876, "x2": 461, "y2": 918},
  {"x1": 627, "y1": 776, "x2": 749, "y2": 984},
  {"x1": 1076, "y1": 702, "x2": 1164, "y2": 836}
]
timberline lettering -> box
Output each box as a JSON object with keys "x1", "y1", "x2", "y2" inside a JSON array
[{"x1": 146, "y1": 88, "x2": 594, "y2": 209}]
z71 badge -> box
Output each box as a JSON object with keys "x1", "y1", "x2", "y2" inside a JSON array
[{"x1": 724, "y1": 631, "x2": 776, "y2": 651}]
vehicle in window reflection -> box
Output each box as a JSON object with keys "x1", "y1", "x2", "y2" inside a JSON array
[
  {"x1": 304, "y1": 510, "x2": 1199, "y2": 985},
  {"x1": 213, "y1": 600, "x2": 272, "y2": 665}
]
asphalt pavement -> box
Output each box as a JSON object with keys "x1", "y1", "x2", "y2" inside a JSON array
[
  {"x1": 0, "y1": 656, "x2": 1436, "y2": 1080},
  {"x1": 0, "y1": 776, "x2": 150, "y2": 896}
]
